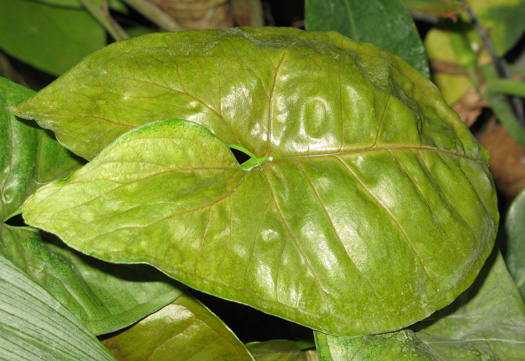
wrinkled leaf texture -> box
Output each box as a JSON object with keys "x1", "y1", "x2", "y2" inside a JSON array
[
  {"x1": 17, "y1": 28, "x2": 499, "y2": 335},
  {"x1": 315, "y1": 329, "x2": 440, "y2": 361}
]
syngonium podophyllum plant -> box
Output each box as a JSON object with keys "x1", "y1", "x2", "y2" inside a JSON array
[{"x1": 4, "y1": 26, "x2": 499, "y2": 355}]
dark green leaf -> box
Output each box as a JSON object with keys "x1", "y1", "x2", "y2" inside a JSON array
[
  {"x1": 314, "y1": 329, "x2": 440, "y2": 361},
  {"x1": 0, "y1": 0, "x2": 106, "y2": 75},
  {"x1": 102, "y1": 293, "x2": 254, "y2": 361},
  {"x1": 0, "y1": 77, "x2": 81, "y2": 222},
  {"x1": 0, "y1": 252, "x2": 117, "y2": 361},
  {"x1": 505, "y1": 188, "x2": 525, "y2": 299},
  {"x1": 305, "y1": 0, "x2": 429, "y2": 77},
  {"x1": 247, "y1": 340, "x2": 317, "y2": 361},
  {"x1": 314, "y1": 250, "x2": 525, "y2": 360},
  {"x1": 0, "y1": 225, "x2": 183, "y2": 335},
  {"x1": 415, "y1": 250, "x2": 525, "y2": 360},
  {"x1": 401, "y1": 0, "x2": 466, "y2": 17}
]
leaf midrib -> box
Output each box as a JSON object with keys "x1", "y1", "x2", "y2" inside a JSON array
[{"x1": 257, "y1": 145, "x2": 484, "y2": 164}]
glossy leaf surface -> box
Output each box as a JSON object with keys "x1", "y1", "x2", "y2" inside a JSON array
[
  {"x1": 102, "y1": 293, "x2": 254, "y2": 361},
  {"x1": 505, "y1": 188, "x2": 525, "y2": 298},
  {"x1": 315, "y1": 329, "x2": 440, "y2": 361},
  {"x1": 0, "y1": 225, "x2": 183, "y2": 335},
  {"x1": 315, "y1": 251, "x2": 525, "y2": 360},
  {"x1": 247, "y1": 340, "x2": 317, "y2": 361},
  {"x1": 0, "y1": 0, "x2": 105, "y2": 75},
  {"x1": 23, "y1": 112, "x2": 497, "y2": 335},
  {"x1": 0, "y1": 77, "x2": 81, "y2": 222},
  {"x1": 305, "y1": 0, "x2": 429, "y2": 77},
  {"x1": 0, "y1": 253, "x2": 116, "y2": 361},
  {"x1": 415, "y1": 251, "x2": 525, "y2": 360},
  {"x1": 19, "y1": 28, "x2": 498, "y2": 335}
]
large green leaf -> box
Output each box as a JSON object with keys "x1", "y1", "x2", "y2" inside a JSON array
[
  {"x1": 415, "y1": 251, "x2": 525, "y2": 360},
  {"x1": 314, "y1": 329, "x2": 440, "y2": 361},
  {"x1": 305, "y1": 0, "x2": 429, "y2": 77},
  {"x1": 18, "y1": 28, "x2": 498, "y2": 335},
  {"x1": 0, "y1": 224, "x2": 182, "y2": 335},
  {"x1": 102, "y1": 293, "x2": 254, "y2": 361},
  {"x1": 22, "y1": 113, "x2": 497, "y2": 336},
  {"x1": 0, "y1": 253, "x2": 117, "y2": 361},
  {"x1": 0, "y1": 77, "x2": 81, "y2": 222},
  {"x1": 0, "y1": 0, "x2": 106, "y2": 76},
  {"x1": 505, "y1": 188, "x2": 525, "y2": 299}
]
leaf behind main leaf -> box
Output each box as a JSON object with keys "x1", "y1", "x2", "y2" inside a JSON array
[
  {"x1": 0, "y1": 225, "x2": 183, "y2": 335},
  {"x1": 0, "y1": 77, "x2": 81, "y2": 222},
  {"x1": 102, "y1": 293, "x2": 255, "y2": 361},
  {"x1": 0, "y1": 253, "x2": 116, "y2": 361}
]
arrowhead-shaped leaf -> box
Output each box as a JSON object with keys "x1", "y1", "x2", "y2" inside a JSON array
[
  {"x1": 23, "y1": 109, "x2": 497, "y2": 335},
  {"x1": 102, "y1": 293, "x2": 254, "y2": 361},
  {"x1": 17, "y1": 28, "x2": 498, "y2": 335}
]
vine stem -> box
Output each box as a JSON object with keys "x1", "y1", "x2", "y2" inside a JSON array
[
  {"x1": 461, "y1": 0, "x2": 524, "y2": 125},
  {"x1": 79, "y1": 0, "x2": 129, "y2": 41},
  {"x1": 485, "y1": 80, "x2": 525, "y2": 99},
  {"x1": 122, "y1": 0, "x2": 185, "y2": 32}
]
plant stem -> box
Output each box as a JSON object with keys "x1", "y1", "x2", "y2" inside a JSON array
[
  {"x1": 485, "y1": 80, "x2": 525, "y2": 98},
  {"x1": 482, "y1": 64, "x2": 525, "y2": 148},
  {"x1": 122, "y1": 0, "x2": 184, "y2": 32},
  {"x1": 461, "y1": 0, "x2": 524, "y2": 125},
  {"x1": 79, "y1": 0, "x2": 129, "y2": 41}
]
